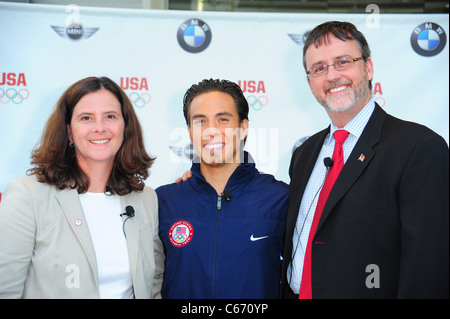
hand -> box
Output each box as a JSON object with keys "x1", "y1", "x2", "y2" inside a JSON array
[{"x1": 175, "y1": 170, "x2": 193, "y2": 183}]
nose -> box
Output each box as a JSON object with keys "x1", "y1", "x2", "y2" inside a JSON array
[
  {"x1": 202, "y1": 123, "x2": 221, "y2": 141},
  {"x1": 325, "y1": 64, "x2": 342, "y2": 81},
  {"x1": 93, "y1": 118, "x2": 106, "y2": 132},
  {"x1": 203, "y1": 126, "x2": 221, "y2": 139}
]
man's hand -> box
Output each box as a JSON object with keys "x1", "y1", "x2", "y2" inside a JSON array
[{"x1": 175, "y1": 170, "x2": 193, "y2": 183}]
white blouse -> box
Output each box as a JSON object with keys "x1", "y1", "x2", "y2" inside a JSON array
[{"x1": 79, "y1": 192, "x2": 134, "y2": 299}]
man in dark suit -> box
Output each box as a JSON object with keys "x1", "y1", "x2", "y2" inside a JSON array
[{"x1": 280, "y1": 21, "x2": 449, "y2": 299}]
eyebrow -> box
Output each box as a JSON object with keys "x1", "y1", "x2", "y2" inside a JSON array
[
  {"x1": 310, "y1": 54, "x2": 352, "y2": 67},
  {"x1": 191, "y1": 111, "x2": 233, "y2": 120},
  {"x1": 216, "y1": 111, "x2": 233, "y2": 117},
  {"x1": 74, "y1": 110, "x2": 121, "y2": 117}
]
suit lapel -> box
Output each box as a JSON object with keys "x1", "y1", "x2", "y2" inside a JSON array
[
  {"x1": 317, "y1": 104, "x2": 386, "y2": 231},
  {"x1": 56, "y1": 188, "x2": 98, "y2": 285},
  {"x1": 286, "y1": 129, "x2": 328, "y2": 237},
  {"x1": 57, "y1": 190, "x2": 141, "y2": 291}
]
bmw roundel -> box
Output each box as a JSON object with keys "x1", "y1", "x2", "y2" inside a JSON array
[
  {"x1": 411, "y1": 22, "x2": 447, "y2": 57},
  {"x1": 177, "y1": 18, "x2": 212, "y2": 53}
]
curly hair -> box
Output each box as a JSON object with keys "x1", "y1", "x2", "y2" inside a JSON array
[{"x1": 28, "y1": 76, "x2": 155, "y2": 195}]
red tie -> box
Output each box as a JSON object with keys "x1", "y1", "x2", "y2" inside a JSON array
[{"x1": 299, "y1": 130, "x2": 349, "y2": 299}]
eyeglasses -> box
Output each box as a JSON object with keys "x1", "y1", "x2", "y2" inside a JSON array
[{"x1": 307, "y1": 56, "x2": 364, "y2": 77}]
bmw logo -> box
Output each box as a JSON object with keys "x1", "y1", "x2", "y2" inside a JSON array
[
  {"x1": 177, "y1": 18, "x2": 212, "y2": 53},
  {"x1": 411, "y1": 22, "x2": 447, "y2": 57}
]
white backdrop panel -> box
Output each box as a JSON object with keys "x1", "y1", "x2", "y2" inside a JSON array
[{"x1": 0, "y1": 2, "x2": 448, "y2": 193}]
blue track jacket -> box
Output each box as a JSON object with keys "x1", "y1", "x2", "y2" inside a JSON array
[{"x1": 156, "y1": 153, "x2": 288, "y2": 299}]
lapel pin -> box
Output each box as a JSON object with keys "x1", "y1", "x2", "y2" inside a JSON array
[
  {"x1": 358, "y1": 154, "x2": 366, "y2": 162},
  {"x1": 74, "y1": 218, "x2": 82, "y2": 226}
]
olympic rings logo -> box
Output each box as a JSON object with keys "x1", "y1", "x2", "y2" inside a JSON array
[
  {"x1": 128, "y1": 91, "x2": 151, "y2": 108},
  {"x1": 172, "y1": 233, "x2": 187, "y2": 242},
  {"x1": 246, "y1": 95, "x2": 268, "y2": 111},
  {"x1": 169, "y1": 220, "x2": 193, "y2": 247},
  {"x1": 0, "y1": 88, "x2": 30, "y2": 104}
]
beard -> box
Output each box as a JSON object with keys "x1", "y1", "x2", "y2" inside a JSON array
[{"x1": 314, "y1": 73, "x2": 370, "y2": 113}]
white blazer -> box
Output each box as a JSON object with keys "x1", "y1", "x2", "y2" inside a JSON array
[{"x1": 0, "y1": 175, "x2": 164, "y2": 299}]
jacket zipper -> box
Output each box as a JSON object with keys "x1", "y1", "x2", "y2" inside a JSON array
[
  {"x1": 216, "y1": 195, "x2": 222, "y2": 210},
  {"x1": 211, "y1": 194, "x2": 223, "y2": 298}
]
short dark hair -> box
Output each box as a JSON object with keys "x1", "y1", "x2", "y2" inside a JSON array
[
  {"x1": 303, "y1": 21, "x2": 372, "y2": 89},
  {"x1": 183, "y1": 79, "x2": 249, "y2": 126},
  {"x1": 28, "y1": 76, "x2": 154, "y2": 195}
]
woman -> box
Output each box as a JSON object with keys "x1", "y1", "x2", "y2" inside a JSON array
[{"x1": 0, "y1": 76, "x2": 164, "y2": 298}]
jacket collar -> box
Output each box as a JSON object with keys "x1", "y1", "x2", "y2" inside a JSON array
[{"x1": 190, "y1": 151, "x2": 257, "y2": 194}]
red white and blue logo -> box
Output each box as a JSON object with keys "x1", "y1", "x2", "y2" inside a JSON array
[
  {"x1": 411, "y1": 22, "x2": 447, "y2": 57},
  {"x1": 169, "y1": 220, "x2": 194, "y2": 247}
]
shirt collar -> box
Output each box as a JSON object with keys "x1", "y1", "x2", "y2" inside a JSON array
[{"x1": 325, "y1": 97, "x2": 375, "y2": 144}]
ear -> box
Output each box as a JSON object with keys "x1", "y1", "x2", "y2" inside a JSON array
[
  {"x1": 239, "y1": 119, "x2": 249, "y2": 141},
  {"x1": 187, "y1": 125, "x2": 193, "y2": 144},
  {"x1": 307, "y1": 76, "x2": 312, "y2": 89},
  {"x1": 67, "y1": 124, "x2": 73, "y2": 143},
  {"x1": 365, "y1": 57, "x2": 374, "y2": 82}
]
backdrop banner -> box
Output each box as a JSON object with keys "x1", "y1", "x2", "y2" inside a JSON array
[{"x1": 1, "y1": 2, "x2": 448, "y2": 194}]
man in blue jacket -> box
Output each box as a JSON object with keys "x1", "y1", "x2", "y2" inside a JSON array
[{"x1": 156, "y1": 79, "x2": 288, "y2": 299}]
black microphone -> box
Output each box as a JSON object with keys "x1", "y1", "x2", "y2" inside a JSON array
[
  {"x1": 121, "y1": 205, "x2": 135, "y2": 217},
  {"x1": 121, "y1": 205, "x2": 135, "y2": 239},
  {"x1": 324, "y1": 157, "x2": 334, "y2": 170},
  {"x1": 223, "y1": 189, "x2": 232, "y2": 201}
]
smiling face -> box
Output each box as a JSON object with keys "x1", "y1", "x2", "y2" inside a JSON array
[
  {"x1": 67, "y1": 89, "x2": 125, "y2": 173},
  {"x1": 305, "y1": 35, "x2": 373, "y2": 125},
  {"x1": 188, "y1": 91, "x2": 248, "y2": 168}
]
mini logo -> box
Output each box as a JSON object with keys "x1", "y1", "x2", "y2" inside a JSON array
[
  {"x1": 51, "y1": 24, "x2": 99, "y2": 41},
  {"x1": 177, "y1": 18, "x2": 212, "y2": 53},
  {"x1": 50, "y1": 5, "x2": 98, "y2": 41},
  {"x1": 287, "y1": 30, "x2": 311, "y2": 47},
  {"x1": 411, "y1": 22, "x2": 447, "y2": 57},
  {"x1": 169, "y1": 220, "x2": 194, "y2": 247}
]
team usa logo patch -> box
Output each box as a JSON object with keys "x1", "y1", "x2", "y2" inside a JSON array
[
  {"x1": 169, "y1": 220, "x2": 194, "y2": 247},
  {"x1": 411, "y1": 22, "x2": 447, "y2": 57},
  {"x1": 177, "y1": 18, "x2": 212, "y2": 53}
]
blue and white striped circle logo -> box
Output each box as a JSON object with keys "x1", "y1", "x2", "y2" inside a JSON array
[
  {"x1": 411, "y1": 22, "x2": 446, "y2": 57},
  {"x1": 177, "y1": 19, "x2": 212, "y2": 53}
]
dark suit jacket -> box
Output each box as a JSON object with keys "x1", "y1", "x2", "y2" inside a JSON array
[{"x1": 280, "y1": 104, "x2": 449, "y2": 299}]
